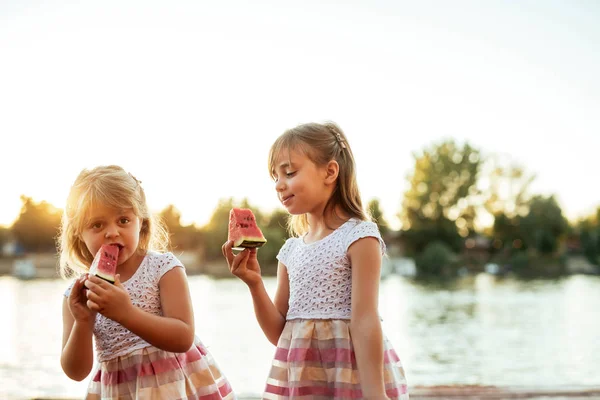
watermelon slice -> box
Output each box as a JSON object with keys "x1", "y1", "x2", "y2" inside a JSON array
[
  {"x1": 89, "y1": 244, "x2": 119, "y2": 283},
  {"x1": 228, "y1": 208, "x2": 267, "y2": 251}
]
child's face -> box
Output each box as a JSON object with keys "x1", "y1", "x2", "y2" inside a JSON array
[
  {"x1": 272, "y1": 148, "x2": 332, "y2": 215},
  {"x1": 80, "y1": 203, "x2": 142, "y2": 267}
]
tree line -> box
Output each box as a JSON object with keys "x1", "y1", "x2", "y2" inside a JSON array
[{"x1": 2, "y1": 139, "x2": 598, "y2": 277}]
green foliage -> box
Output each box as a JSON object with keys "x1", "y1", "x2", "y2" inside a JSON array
[
  {"x1": 158, "y1": 205, "x2": 203, "y2": 251},
  {"x1": 491, "y1": 195, "x2": 567, "y2": 257},
  {"x1": 11, "y1": 196, "x2": 62, "y2": 252},
  {"x1": 400, "y1": 140, "x2": 481, "y2": 253},
  {"x1": 579, "y1": 224, "x2": 599, "y2": 266},
  {"x1": 535, "y1": 229, "x2": 557, "y2": 254},
  {"x1": 0, "y1": 226, "x2": 9, "y2": 249},
  {"x1": 484, "y1": 161, "x2": 535, "y2": 219},
  {"x1": 508, "y1": 251, "x2": 530, "y2": 273},
  {"x1": 520, "y1": 195, "x2": 568, "y2": 254},
  {"x1": 201, "y1": 198, "x2": 236, "y2": 261},
  {"x1": 416, "y1": 241, "x2": 456, "y2": 276},
  {"x1": 367, "y1": 198, "x2": 389, "y2": 237}
]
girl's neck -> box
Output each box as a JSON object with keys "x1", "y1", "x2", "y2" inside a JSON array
[
  {"x1": 305, "y1": 208, "x2": 350, "y2": 239},
  {"x1": 116, "y1": 251, "x2": 146, "y2": 282}
]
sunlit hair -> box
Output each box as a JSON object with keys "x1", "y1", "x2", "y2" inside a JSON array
[
  {"x1": 57, "y1": 165, "x2": 169, "y2": 278},
  {"x1": 268, "y1": 121, "x2": 369, "y2": 236}
]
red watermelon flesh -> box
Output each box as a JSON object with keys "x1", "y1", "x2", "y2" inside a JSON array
[
  {"x1": 89, "y1": 244, "x2": 119, "y2": 283},
  {"x1": 228, "y1": 208, "x2": 267, "y2": 250}
]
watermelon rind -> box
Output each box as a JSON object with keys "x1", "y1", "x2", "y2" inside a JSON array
[
  {"x1": 94, "y1": 272, "x2": 116, "y2": 284},
  {"x1": 233, "y1": 237, "x2": 267, "y2": 248}
]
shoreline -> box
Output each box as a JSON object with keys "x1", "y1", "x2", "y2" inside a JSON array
[{"x1": 27, "y1": 385, "x2": 600, "y2": 399}]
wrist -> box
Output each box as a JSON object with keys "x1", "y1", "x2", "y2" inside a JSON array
[
  {"x1": 74, "y1": 318, "x2": 95, "y2": 332},
  {"x1": 246, "y1": 279, "x2": 264, "y2": 291},
  {"x1": 114, "y1": 303, "x2": 135, "y2": 325}
]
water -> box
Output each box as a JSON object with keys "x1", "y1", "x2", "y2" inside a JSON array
[{"x1": 1, "y1": 273, "x2": 600, "y2": 399}]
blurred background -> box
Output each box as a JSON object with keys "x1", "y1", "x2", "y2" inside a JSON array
[{"x1": 1, "y1": 1, "x2": 599, "y2": 399}]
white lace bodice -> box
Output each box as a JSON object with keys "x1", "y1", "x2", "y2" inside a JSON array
[
  {"x1": 64, "y1": 251, "x2": 184, "y2": 361},
  {"x1": 277, "y1": 219, "x2": 386, "y2": 320}
]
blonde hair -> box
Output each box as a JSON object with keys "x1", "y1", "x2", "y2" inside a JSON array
[
  {"x1": 268, "y1": 121, "x2": 369, "y2": 236},
  {"x1": 58, "y1": 165, "x2": 169, "y2": 278}
]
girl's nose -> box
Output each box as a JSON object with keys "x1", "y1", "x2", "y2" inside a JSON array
[
  {"x1": 275, "y1": 179, "x2": 286, "y2": 192},
  {"x1": 104, "y1": 225, "x2": 119, "y2": 238}
]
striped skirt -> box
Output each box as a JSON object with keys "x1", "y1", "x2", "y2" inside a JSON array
[
  {"x1": 85, "y1": 339, "x2": 235, "y2": 399},
  {"x1": 264, "y1": 319, "x2": 409, "y2": 399}
]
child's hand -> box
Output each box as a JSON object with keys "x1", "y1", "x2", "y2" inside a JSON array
[
  {"x1": 84, "y1": 274, "x2": 132, "y2": 323},
  {"x1": 68, "y1": 274, "x2": 96, "y2": 325},
  {"x1": 222, "y1": 240, "x2": 262, "y2": 287}
]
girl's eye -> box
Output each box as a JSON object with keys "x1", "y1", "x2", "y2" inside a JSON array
[
  {"x1": 286, "y1": 171, "x2": 296, "y2": 178},
  {"x1": 91, "y1": 222, "x2": 102, "y2": 229},
  {"x1": 120, "y1": 218, "x2": 130, "y2": 224}
]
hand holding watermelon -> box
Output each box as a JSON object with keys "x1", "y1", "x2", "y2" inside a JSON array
[
  {"x1": 84, "y1": 274, "x2": 133, "y2": 323},
  {"x1": 222, "y1": 208, "x2": 266, "y2": 286},
  {"x1": 68, "y1": 274, "x2": 97, "y2": 326},
  {"x1": 222, "y1": 241, "x2": 263, "y2": 287}
]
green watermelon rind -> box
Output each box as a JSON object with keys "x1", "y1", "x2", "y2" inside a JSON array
[{"x1": 233, "y1": 237, "x2": 267, "y2": 248}]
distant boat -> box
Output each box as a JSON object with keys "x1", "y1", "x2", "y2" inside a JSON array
[
  {"x1": 484, "y1": 262, "x2": 502, "y2": 275},
  {"x1": 395, "y1": 257, "x2": 417, "y2": 277},
  {"x1": 382, "y1": 256, "x2": 417, "y2": 278},
  {"x1": 12, "y1": 259, "x2": 36, "y2": 279}
]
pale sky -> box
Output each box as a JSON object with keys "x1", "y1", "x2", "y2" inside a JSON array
[{"x1": 1, "y1": 0, "x2": 599, "y2": 230}]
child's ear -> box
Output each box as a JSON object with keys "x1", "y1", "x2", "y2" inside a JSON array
[{"x1": 324, "y1": 160, "x2": 339, "y2": 184}]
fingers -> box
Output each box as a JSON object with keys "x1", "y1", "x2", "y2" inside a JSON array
[
  {"x1": 85, "y1": 276, "x2": 109, "y2": 293},
  {"x1": 86, "y1": 287, "x2": 102, "y2": 304},
  {"x1": 221, "y1": 240, "x2": 234, "y2": 264},
  {"x1": 86, "y1": 299, "x2": 101, "y2": 312},
  {"x1": 230, "y1": 249, "x2": 250, "y2": 275},
  {"x1": 69, "y1": 274, "x2": 88, "y2": 301}
]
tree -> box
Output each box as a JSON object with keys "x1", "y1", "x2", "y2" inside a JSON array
[
  {"x1": 520, "y1": 195, "x2": 568, "y2": 255},
  {"x1": 0, "y1": 226, "x2": 10, "y2": 250},
  {"x1": 259, "y1": 208, "x2": 291, "y2": 274},
  {"x1": 201, "y1": 198, "x2": 236, "y2": 261},
  {"x1": 483, "y1": 158, "x2": 536, "y2": 253},
  {"x1": 399, "y1": 140, "x2": 481, "y2": 253},
  {"x1": 367, "y1": 198, "x2": 389, "y2": 236},
  {"x1": 483, "y1": 158, "x2": 536, "y2": 220},
  {"x1": 575, "y1": 207, "x2": 600, "y2": 265},
  {"x1": 11, "y1": 195, "x2": 62, "y2": 252},
  {"x1": 158, "y1": 204, "x2": 203, "y2": 250}
]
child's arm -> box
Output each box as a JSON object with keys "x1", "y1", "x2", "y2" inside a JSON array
[
  {"x1": 84, "y1": 268, "x2": 195, "y2": 353},
  {"x1": 61, "y1": 276, "x2": 95, "y2": 381},
  {"x1": 248, "y1": 260, "x2": 289, "y2": 345},
  {"x1": 222, "y1": 242, "x2": 288, "y2": 345},
  {"x1": 349, "y1": 237, "x2": 389, "y2": 399}
]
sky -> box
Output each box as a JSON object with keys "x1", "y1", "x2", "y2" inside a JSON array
[{"x1": 1, "y1": 0, "x2": 599, "y2": 230}]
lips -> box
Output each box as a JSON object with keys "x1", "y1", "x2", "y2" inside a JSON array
[{"x1": 281, "y1": 195, "x2": 294, "y2": 206}]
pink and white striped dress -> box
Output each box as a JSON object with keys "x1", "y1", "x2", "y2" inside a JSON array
[{"x1": 264, "y1": 219, "x2": 409, "y2": 399}]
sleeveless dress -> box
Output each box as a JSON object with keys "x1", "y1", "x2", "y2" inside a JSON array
[
  {"x1": 263, "y1": 219, "x2": 409, "y2": 399},
  {"x1": 64, "y1": 251, "x2": 235, "y2": 400}
]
